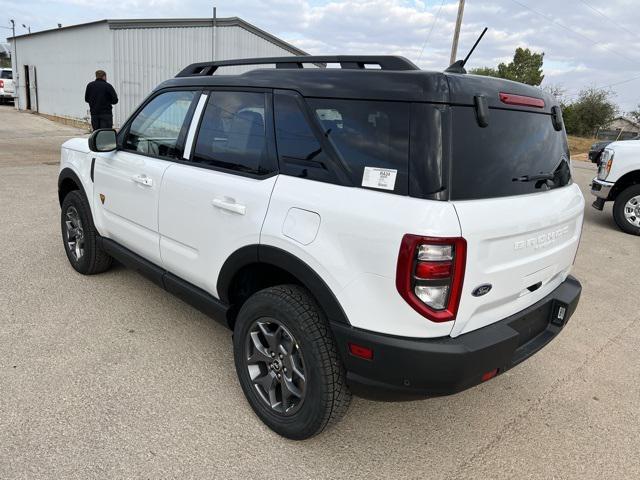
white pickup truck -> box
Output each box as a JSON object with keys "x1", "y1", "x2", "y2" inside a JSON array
[
  {"x1": 0, "y1": 68, "x2": 14, "y2": 103},
  {"x1": 591, "y1": 141, "x2": 640, "y2": 235}
]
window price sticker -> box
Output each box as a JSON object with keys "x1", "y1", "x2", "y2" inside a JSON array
[{"x1": 362, "y1": 167, "x2": 398, "y2": 191}]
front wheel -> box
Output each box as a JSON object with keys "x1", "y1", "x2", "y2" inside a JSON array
[
  {"x1": 61, "y1": 190, "x2": 112, "y2": 274},
  {"x1": 233, "y1": 285, "x2": 351, "y2": 440},
  {"x1": 613, "y1": 185, "x2": 640, "y2": 236}
]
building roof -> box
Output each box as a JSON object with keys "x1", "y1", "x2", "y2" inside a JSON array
[
  {"x1": 609, "y1": 116, "x2": 640, "y2": 129},
  {"x1": 9, "y1": 17, "x2": 307, "y2": 56}
]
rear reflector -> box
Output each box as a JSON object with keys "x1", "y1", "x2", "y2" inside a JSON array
[
  {"x1": 481, "y1": 369, "x2": 499, "y2": 382},
  {"x1": 499, "y1": 92, "x2": 545, "y2": 109},
  {"x1": 415, "y1": 261, "x2": 452, "y2": 279},
  {"x1": 348, "y1": 343, "x2": 374, "y2": 360}
]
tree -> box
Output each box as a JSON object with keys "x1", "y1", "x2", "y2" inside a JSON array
[
  {"x1": 542, "y1": 84, "x2": 566, "y2": 105},
  {"x1": 562, "y1": 88, "x2": 618, "y2": 137},
  {"x1": 628, "y1": 104, "x2": 640, "y2": 124},
  {"x1": 470, "y1": 47, "x2": 544, "y2": 86},
  {"x1": 497, "y1": 48, "x2": 544, "y2": 86},
  {"x1": 469, "y1": 66, "x2": 499, "y2": 78}
]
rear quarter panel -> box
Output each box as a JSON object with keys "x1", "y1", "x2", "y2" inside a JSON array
[{"x1": 262, "y1": 175, "x2": 462, "y2": 338}]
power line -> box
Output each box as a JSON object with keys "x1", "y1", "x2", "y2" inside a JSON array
[
  {"x1": 417, "y1": 0, "x2": 446, "y2": 62},
  {"x1": 506, "y1": 0, "x2": 640, "y2": 68},
  {"x1": 597, "y1": 74, "x2": 640, "y2": 90},
  {"x1": 576, "y1": 0, "x2": 640, "y2": 43}
]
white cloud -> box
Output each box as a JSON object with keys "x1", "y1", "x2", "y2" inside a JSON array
[{"x1": 5, "y1": 0, "x2": 640, "y2": 110}]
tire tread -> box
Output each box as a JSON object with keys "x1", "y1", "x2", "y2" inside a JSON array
[
  {"x1": 61, "y1": 190, "x2": 112, "y2": 274},
  {"x1": 235, "y1": 284, "x2": 351, "y2": 439}
]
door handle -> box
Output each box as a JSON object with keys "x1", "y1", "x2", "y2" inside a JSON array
[
  {"x1": 212, "y1": 198, "x2": 246, "y2": 215},
  {"x1": 132, "y1": 174, "x2": 153, "y2": 187}
]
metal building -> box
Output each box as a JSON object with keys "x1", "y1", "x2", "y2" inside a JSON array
[{"x1": 8, "y1": 18, "x2": 306, "y2": 126}]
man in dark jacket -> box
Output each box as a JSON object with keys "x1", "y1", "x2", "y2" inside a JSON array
[{"x1": 84, "y1": 70, "x2": 118, "y2": 130}]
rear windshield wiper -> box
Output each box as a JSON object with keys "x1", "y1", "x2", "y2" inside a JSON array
[{"x1": 512, "y1": 173, "x2": 555, "y2": 183}]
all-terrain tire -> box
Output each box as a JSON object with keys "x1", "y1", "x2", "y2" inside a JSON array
[
  {"x1": 233, "y1": 285, "x2": 351, "y2": 440},
  {"x1": 61, "y1": 190, "x2": 112, "y2": 274}
]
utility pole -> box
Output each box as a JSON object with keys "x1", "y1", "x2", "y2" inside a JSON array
[
  {"x1": 449, "y1": 0, "x2": 466, "y2": 64},
  {"x1": 10, "y1": 19, "x2": 18, "y2": 110}
]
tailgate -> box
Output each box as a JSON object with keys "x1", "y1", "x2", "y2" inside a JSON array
[{"x1": 451, "y1": 184, "x2": 584, "y2": 336}]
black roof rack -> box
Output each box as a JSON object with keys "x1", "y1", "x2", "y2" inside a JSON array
[{"x1": 175, "y1": 55, "x2": 420, "y2": 77}]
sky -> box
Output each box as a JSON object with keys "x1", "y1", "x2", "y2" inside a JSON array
[{"x1": 1, "y1": 0, "x2": 639, "y2": 112}]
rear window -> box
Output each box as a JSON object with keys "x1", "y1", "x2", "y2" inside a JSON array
[
  {"x1": 0, "y1": 70, "x2": 12, "y2": 80},
  {"x1": 309, "y1": 98, "x2": 409, "y2": 194},
  {"x1": 450, "y1": 107, "x2": 571, "y2": 200}
]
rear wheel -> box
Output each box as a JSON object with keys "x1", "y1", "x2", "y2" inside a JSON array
[
  {"x1": 61, "y1": 190, "x2": 112, "y2": 274},
  {"x1": 613, "y1": 185, "x2": 640, "y2": 236},
  {"x1": 233, "y1": 285, "x2": 351, "y2": 440}
]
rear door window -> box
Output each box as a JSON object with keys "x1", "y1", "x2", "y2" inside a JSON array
[
  {"x1": 309, "y1": 98, "x2": 409, "y2": 194},
  {"x1": 450, "y1": 106, "x2": 571, "y2": 200},
  {"x1": 1, "y1": 70, "x2": 12, "y2": 79},
  {"x1": 192, "y1": 91, "x2": 272, "y2": 175}
]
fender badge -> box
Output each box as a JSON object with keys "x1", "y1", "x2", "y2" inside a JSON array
[
  {"x1": 472, "y1": 284, "x2": 492, "y2": 297},
  {"x1": 99, "y1": 194, "x2": 105, "y2": 204}
]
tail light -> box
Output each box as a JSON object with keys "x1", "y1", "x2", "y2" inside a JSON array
[
  {"x1": 396, "y1": 235, "x2": 466, "y2": 322},
  {"x1": 0, "y1": 80, "x2": 4, "y2": 89}
]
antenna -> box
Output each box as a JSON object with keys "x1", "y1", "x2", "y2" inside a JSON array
[{"x1": 445, "y1": 27, "x2": 488, "y2": 74}]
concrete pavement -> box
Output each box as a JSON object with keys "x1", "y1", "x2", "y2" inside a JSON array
[{"x1": 1, "y1": 105, "x2": 639, "y2": 479}]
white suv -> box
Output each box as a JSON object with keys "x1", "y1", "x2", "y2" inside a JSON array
[
  {"x1": 58, "y1": 56, "x2": 584, "y2": 439},
  {"x1": 0, "y1": 68, "x2": 14, "y2": 103}
]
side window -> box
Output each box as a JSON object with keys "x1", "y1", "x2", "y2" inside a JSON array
[
  {"x1": 191, "y1": 91, "x2": 269, "y2": 174},
  {"x1": 123, "y1": 90, "x2": 197, "y2": 159},
  {"x1": 308, "y1": 98, "x2": 409, "y2": 194},
  {"x1": 274, "y1": 93, "x2": 337, "y2": 183}
]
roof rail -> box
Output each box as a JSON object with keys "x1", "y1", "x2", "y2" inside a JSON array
[{"x1": 175, "y1": 55, "x2": 420, "y2": 77}]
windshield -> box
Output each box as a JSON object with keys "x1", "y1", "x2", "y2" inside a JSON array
[{"x1": 449, "y1": 106, "x2": 571, "y2": 200}]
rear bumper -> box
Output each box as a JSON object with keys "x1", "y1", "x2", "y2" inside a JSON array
[{"x1": 331, "y1": 276, "x2": 581, "y2": 400}]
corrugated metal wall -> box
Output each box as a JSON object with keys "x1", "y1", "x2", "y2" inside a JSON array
[
  {"x1": 11, "y1": 23, "x2": 111, "y2": 121},
  {"x1": 111, "y1": 25, "x2": 298, "y2": 125}
]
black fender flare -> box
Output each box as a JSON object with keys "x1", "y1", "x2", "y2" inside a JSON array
[
  {"x1": 217, "y1": 244, "x2": 350, "y2": 325},
  {"x1": 58, "y1": 167, "x2": 88, "y2": 206}
]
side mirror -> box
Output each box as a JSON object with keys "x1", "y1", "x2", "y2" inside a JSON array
[{"x1": 89, "y1": 129, "x2": 117, "y2": 152}]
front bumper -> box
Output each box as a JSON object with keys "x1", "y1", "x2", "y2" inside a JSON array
[
  {"x1": 591, "y1": 177, "x2": 614, "y2": 200},
  {"x1": 331, "y1": 276, "x2": 581, "y2": 400}
]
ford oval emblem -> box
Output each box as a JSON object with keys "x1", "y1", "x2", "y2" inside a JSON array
[{"x1": 472, "y1": 284, "x2": 492, "y2": 297}]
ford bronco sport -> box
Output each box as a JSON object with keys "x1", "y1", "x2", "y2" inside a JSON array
[{"x1": 58, "y1": 55, "x2": 584, "y2": 440}]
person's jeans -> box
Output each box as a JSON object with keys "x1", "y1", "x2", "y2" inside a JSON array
[{"x1": 91, "y1": 113, "x2": 113, "y2": 131}]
